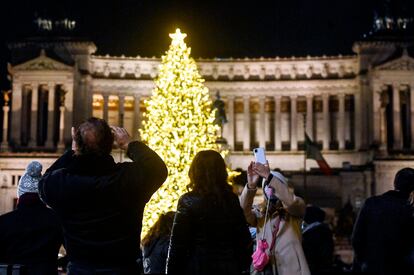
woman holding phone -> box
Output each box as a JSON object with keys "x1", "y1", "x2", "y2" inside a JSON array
[
  {"x1": 240, "y1": 158, "x2": 310, "y2": 275},
  {"x1": 166, "y1": 150, "x2": 252, "y2": 275}
]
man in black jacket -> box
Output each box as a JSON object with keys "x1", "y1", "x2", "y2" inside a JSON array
[
  {"x1": 352, "y1": 168, "x2": 414, "y2": 275},
  {"x1": 302, "y1": 206, "x2": 334, "y2": 275},
  {"x1": 39, "y1": 117, "x2": 168, "y2": 274}
]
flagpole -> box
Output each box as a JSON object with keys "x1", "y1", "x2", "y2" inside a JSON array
[{"x1": 303, "y1": 113, "x2": 307, "y2": 201}]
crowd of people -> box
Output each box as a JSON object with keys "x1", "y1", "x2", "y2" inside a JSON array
[{"x1": 0, "y1": 117, "x2": 414, "y2": 275}]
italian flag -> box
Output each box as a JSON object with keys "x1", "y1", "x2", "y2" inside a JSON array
[{"x1": 305, "y1": 133, "x2": 332, "y2": 175}]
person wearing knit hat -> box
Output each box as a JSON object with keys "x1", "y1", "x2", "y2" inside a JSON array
[
  {"x1": 241, "y1": 161, "x2": 310, "y2": 275},
  {"x1": 0, "y1": 160, "x2": 63, "y2": 274},
  {"x1": 352, "y1": 167, "x2": 414, "y2": 275},
  {"x1": 17, "y1": 161, "x2": 42, "y2": 197}
]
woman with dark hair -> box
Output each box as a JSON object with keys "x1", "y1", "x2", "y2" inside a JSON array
[
  {"x1": 142, "y1": 211, "x2": 175, "y2": 274},
  {"x1": 166, "y1": 150, "x2": 252, "y2": 275}
]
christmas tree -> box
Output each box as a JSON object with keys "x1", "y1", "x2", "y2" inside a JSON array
[{"x1": 140, "y1": 29, "x2": 220, "y2": 235}]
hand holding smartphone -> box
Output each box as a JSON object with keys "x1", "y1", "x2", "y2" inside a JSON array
[
  {"x1": 253, "y1": 147, "x2": 266, "y2": 164},
  {"x1": 253, "y1": 147, "x2": 267, "y2": 187}
]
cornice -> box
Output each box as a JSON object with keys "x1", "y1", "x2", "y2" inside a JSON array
[
  {"x1": 90, "y1": 55, "x2": 358, "y2": 81},
  {"x1": 92, "y1": 78, "x2": 358, "y2": 97},
  {"x1": 374, "y1": 159, "x2": 414, "y2": 169},
  {"x1": 9, "y1": 40, "x2": 97, "y2": 54},
  {"x1": 92, "y1": 79, "x2": 154, "y2": 95},
  {"x1": 205, "y1": 79, "x2": 357, "y2": 91},
  {"x1": 352, "y1": 40, "x2": 406, "y2": 53}
]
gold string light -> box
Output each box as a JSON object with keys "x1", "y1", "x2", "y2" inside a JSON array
[{"x1": 140, "y1": 28, "x2": 220, "y2": 237}]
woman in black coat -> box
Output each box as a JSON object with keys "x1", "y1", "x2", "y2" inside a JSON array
[{"x1": 166, "y1": 150, "x2": 252, "y2": 275}]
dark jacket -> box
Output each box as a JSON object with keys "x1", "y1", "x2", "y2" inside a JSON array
[
  {"x1": 143, "y1": 236, "x2": 170, "y2": 274},
  {"x1": 0, "y1": 193, "x2": 63, "y2": 275},
  {"x1": 302, "y1": 222, "x2": 334, "y2": 274},
  {"x1": 352, "y1": 190, "x2": 414, "y2": 275},
  {"x1": 38, "y1": 141, "x2": 168, "y2": 267},
  {"x1": 166, "y1": 191, "x2": 252, "y2": 275}
]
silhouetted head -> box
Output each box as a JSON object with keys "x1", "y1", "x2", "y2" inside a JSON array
[
  {"x1": 17, "y1": 161, "x2": 43, "y2": 198},
  {"x1": 304, "y1": 205, "x2": 326, "y2": 224},
  {"x1": 394, "y1": 167, "x2": 414, "y2": 196},
  {"x1": 188, "y1": 150, "x2": 232, "y2": 196},
  {"x1": 75, "y1": 117, "x2": 114, "y2": 156},
  {"x1": 141, "y1": 211, "x2": 175, "y2": 248}
]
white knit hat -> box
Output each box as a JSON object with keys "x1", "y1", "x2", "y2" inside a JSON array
[
  {"x1": 270, "y1": 171, "x2": 287, "y2": 185},
  {"x1": 17, "y1": 161, "x2": 43, "y2": 197}
]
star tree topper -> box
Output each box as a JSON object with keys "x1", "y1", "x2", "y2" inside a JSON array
[{"x1": 169, "y1": 28, "x2": 187, "y2": 46}]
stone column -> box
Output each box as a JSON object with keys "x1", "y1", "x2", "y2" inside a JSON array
[
  {"x1": 243, "y1": 96, "x2": 251, "y2": 151},
  {"x1": 64, "y1": 82, "x2": 74, "y2": 144},
  {"x1": 290, "y1": 95, "x2": 298, "y2": 150},
  {"x1": 82, "y1": 75, "x2": 93, "y2": 120},
  {"x1": 392, "y1": 83, "x2": 402, "y2": 150},
  {"x1": 57, "y1": 105, "x2": 65, "y2": 151},
  {"x1": 306, "y1": 95, "x2": 313, "y2": 139},
  {"x1": 322, "y1": 94, "x2": 330, "y2": 150},
  {"x1": 274, "y1": 95, "x2": 282, "y2": 151},
  {"x1": 29, "y1": 83, "x2": 39, "y2": 147},
  {"x1": 1, "y1": 105, "x2": 10, "y2": 151},
  {"x1": 103, "y1": 94, "x2": 109, "y2": 122},
  {"x1": 87, "y1": 91, "x2": 94, "y2": 119},
  {"x1": 411, "y1": 83, "x2": 414, "y2": 150},
  {"x1": 372, "y1": 84, "x2": 383, "y2": 144},
  {"x1": 379, "y1": 104, "x2": 387, "y2": 152},
  {"x1": 45, "y1": 83, "x2": 55, "y2": 148},
  {"x1": 227, "y1": 95, "x2": 235, "y2": 149},
  {"x1": 118, "y1": 94, "x2": 125, "y2": 127},
  {"x1": 376, "y1": 86, "x2": 388, "y2": 152},
  {"x1": 354, "y1": 75, "x2": 374, "y2": 150},
  {"x1": 133, "y1": 94, "x2": 141, "y2": 140},
  {"x1": 358, "y1": 77, "x2": 369, "y2": 149},
  {"x1": 354, "y1": 91, "x2": 362, "y2": 150},
  {"x1": 10, "y1": 82, "x2": 22, "y2": 146},
  {"x1": 258, "y1": 96, "x2": 266, "y2": 148},
  {"x1": 338, "y1": 93, "x2": 346, "y2": 150}
]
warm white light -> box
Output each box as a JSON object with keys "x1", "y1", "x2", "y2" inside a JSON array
[
  {"x1": 140, "y1": 28, "x2": 220, "y2": 236},
  {"x1": 169, "y1": 28, "x2": 187, "y2": 46}
]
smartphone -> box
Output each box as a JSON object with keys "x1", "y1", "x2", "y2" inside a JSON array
[{"x1": 253, "y1": 147, "x2": 266, "y2": 164}]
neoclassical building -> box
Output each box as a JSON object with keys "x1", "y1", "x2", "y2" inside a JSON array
[{"x1": 0, "y1": 17, "x2": 413, "y2": 214}]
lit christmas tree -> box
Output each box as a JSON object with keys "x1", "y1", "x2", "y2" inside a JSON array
[{"x1": 140, "y1": 29, "x2": 220, "y2": 235}]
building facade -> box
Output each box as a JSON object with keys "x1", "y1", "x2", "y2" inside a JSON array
[{"x1": 1, "y1": 21, "x2": 413, "y2": 214}]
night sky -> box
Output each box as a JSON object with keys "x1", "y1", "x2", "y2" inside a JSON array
[{"x1": 0, "y1": 0, "x2": 413, "y2": 88}]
